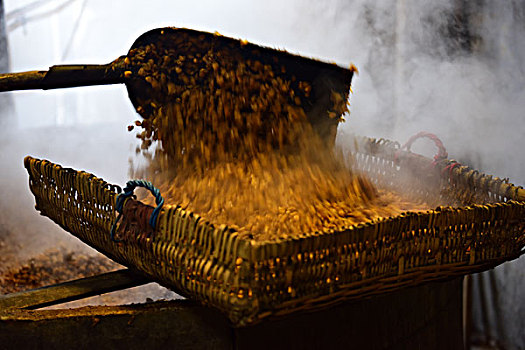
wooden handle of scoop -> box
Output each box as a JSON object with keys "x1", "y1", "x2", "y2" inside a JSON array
[{"x1": 0, "y1": 63, "x2": 125, "y2": 92}]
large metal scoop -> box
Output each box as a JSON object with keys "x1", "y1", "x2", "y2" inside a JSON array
[{"x1": 0, "y1": 27, "x2": 354, "y2": 142}]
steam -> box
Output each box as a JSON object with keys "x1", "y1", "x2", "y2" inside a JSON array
[{"x1": 322, "y1": 0, "x2": 525, "y2": 184}]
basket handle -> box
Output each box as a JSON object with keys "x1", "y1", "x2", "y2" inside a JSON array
[
  {"x1": 110, "y1": 180, "x2": 164, "y2": 242},
  {"x1": 400, "y1": 131, "x2": 448, "y2": 162}
]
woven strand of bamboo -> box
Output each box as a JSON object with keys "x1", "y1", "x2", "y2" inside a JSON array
[{"x1": 23, "y1": 136, "x2": 525, "y2": 326}]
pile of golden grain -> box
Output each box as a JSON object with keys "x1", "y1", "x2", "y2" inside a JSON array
[{"x1": 125, "y1": 33, "x2": 428, "y2": 241}]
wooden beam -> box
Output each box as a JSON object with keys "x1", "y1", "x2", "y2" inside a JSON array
[{"x1": 0, "y1": 269, "x2": 151, "y2": 310}]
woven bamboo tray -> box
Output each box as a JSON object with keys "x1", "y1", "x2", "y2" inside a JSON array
[{"x1": 24, "y1": 135, "x2": 525, "y2": 326}]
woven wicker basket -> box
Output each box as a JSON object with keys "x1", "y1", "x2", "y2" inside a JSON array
[{"x1": 24, "y1": 135, "x2": 525, "y2": 326}]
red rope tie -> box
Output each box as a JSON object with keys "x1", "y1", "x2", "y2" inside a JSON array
[
  {"x1": 395, "y1": 131, "x2": 449, "y2": 167},
  {"x1": 394, "y1": 150, "x2": 400, "y2": 165},
  {"x1": 441, "y1": 161, "x2": 461, "y2": 182}
]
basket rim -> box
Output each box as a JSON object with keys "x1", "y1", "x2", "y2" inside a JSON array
[
  {"x1": 23, "y1": 136, "x2": 525, "y2": 326},
  {"x1": 24, "y1": 133, "x2": 525, "y2": 262}
]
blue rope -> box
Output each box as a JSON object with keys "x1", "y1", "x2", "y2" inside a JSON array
[{"x1": 110, "y1": 180, "x2": 164, "y2": 242}]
